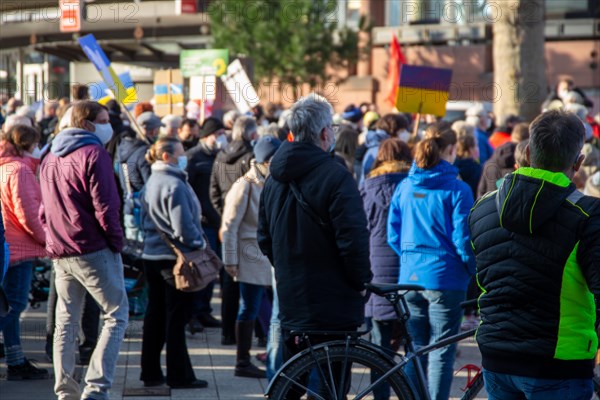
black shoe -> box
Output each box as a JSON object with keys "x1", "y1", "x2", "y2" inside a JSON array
[
  {"x1": 7, "y1": 359, "x2": 49, "y2": 380},
  {"x1": 198, "y1": 313, "x2": 222, "y2": 328},
  {"x1": 79, "y1": 345, "x2": 94, "y2": 366},
  {"x1": 221, "y1": 336, "x2": 236, "y2": 345},
  {"x1": 143, "y1": 378, "x2": 166, "y2": 387},
  {"x1": 169, "y1": 379, "x2": 208, "y2": 389},
  {"x1": 188, "y1": 317, "x2": 204, "y2": 334},
  {"x1": 235, "y1": 362, "x2": 266, "y2": 379},
  {"x1": 0, "y1": 341, "x2": 4, "y2": 358},
  {"x1": 256, "y1": 336, "x2": 268, "y2": 348}
]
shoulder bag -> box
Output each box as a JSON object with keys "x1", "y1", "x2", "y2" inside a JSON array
[{"x1": 142, "y1": 194, "x2": 223, "y2": 292}]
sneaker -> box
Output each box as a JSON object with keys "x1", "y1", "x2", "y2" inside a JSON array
[
  {"x1": 7, "y1": 359, "x2": 49, "y2": 380},
  {"x1": 198, "y1": 313, "x2": 222, "y2": 328},
  {"x1": 235, "y1": 362, "x2": 266, "y2": 378},
  {"x1": 255, "y1": 352, "x2": 267, "y2": 364}
]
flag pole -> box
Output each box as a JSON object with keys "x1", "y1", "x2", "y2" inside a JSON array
[{"x1": 412, "y1": 102, "x2": 423, "y2": 139}]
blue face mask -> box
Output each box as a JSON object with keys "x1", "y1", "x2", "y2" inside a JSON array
[
  {"x1": 328, "y1": 138, "x2": 336, "y2": 154},
  {"x1": 177, "y1": 155, "x2": 188, "y2": 171}
]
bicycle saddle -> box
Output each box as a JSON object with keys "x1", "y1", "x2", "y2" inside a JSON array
[{"x1": 365, "y1": 283, "x2": 425, "y2": 296}]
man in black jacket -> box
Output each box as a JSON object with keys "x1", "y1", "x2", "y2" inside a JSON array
[
  {"x1": 258, "y1": 93, "x2": 372, "y2": 397},
  {"x1": 209, "y1": 116, "x2": 257, "y2": 344},
  {"x1": 469, "y1": 110, "x2": 600, "y2": 399},
  {"x1": 185, "y1": 117, "x2": 226, "y2": 330}
]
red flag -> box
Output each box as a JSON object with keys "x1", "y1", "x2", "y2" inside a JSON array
[{"x1": 386, "y1": 34, "x2": 406, "y2": 106}]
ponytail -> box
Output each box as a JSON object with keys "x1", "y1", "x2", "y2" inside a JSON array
[
  {"x1": 6, "y1": 125, "x2": 40, "y2": 157},
  {"x1": 146, "y1": 136, "x2": 180, "y2": 164},
  {"x1": 414, "y1": 124, "x2": 457, "y2": 169}
]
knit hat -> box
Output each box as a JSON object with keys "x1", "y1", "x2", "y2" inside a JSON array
[
  {"x1": 253, "y1": 136, "x2": 281, "y2": 163},
  {"x1": 199, "y1": 117, "x2": 225, "y2": 138},
  {"x1": 137, "y1": 112, "x2": 164, "y2": 130}
]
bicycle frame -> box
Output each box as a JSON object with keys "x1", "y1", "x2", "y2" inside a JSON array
[
  {"x1": 264, "y1": 327, "x2": 477, "y2": 400},
  {"x1": 266, "y1": 288, "x2": 480, "y2": 400}
]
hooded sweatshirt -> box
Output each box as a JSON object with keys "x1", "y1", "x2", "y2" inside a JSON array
[
  {"x1": 0, "y1": 141, "x2": 47, "y2": 264},
  {"x1": 469, "y1": 168, "x2": 600, "y2": 379},
  {"x1": 388, "y1": 160, "x2": 475, "y2": 290},
  {"x1": 257, "y1": 141, "x2": 372, "y2": 330},
  {"x1": 360, "y1": 129, "x2": 390, "y2": 185},
  {"x1": 39, "y1": 128, "x2": 123, "y2": 258}
]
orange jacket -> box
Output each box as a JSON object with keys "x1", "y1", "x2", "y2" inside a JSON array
[{"x1": 0, "y1": 141, "x2": 47, "y2": 265}]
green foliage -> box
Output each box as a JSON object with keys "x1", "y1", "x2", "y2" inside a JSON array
[{"x1": 208, "y1": 0, "x2": 365, "y2": 88}]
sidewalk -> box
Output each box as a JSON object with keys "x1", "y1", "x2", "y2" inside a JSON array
[{"x1": 0, "y1": 292, "x2": 486, "y2": 399}]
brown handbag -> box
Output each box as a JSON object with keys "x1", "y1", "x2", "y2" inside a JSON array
[
  {"x1": 142, "y1": 196, "x2": 223, "y2": 292},
  {"x1": 165, "y1": 241, "x2": 223, "y2": 292}
]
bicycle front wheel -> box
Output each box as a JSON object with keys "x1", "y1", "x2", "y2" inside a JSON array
[{"x1": 269, "y1": 344, "x2": 416, "y2": 400}]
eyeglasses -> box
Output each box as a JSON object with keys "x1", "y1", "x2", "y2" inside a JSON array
[{"x1": 331, "y1": 124, "x2": 340, "y2": 134}]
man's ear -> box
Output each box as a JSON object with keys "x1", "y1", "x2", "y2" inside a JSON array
[
  {"x1": 320, "y1": 127, "x2": 327, "y2": 141},
  {"x1": 573, "y1": 154, "x2": 585, "y2": 172}
]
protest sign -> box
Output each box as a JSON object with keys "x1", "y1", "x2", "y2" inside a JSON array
[{"x1": 395, "y1": 65, "x2": 453, "y2": 117}]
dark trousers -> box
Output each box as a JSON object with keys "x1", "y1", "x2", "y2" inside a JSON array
[
  {"x1": 220, "y1": 269, "x2": 239, "y2": 339},
  {"x1": 191, "y1": 226, "x2": 219, "y2": 317},
  {"x1": 281, "y1": 328, "x2": 355, "y2": 399},
  {"x1": 140, "y1": 259, "x2": 196, "y2": 385}
]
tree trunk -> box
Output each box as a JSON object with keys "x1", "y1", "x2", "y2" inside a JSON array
[{"x1": 493, "y1": 0, "x2": 547, "y2": 123}]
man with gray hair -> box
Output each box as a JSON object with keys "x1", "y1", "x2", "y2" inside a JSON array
[
  {"x1": 469, "y1": 109, "x2": 600, "y2": 399},
  {"x1": 209, "y1": 115, "x2": 258, "y2": 345},
  {"x1": 258, "y1": 94, "x2": 372, "y2": 397}
]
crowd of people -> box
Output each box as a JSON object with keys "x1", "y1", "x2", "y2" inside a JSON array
[{"x1": 0, "y1": 75, "x2": 598, "y2": 400}]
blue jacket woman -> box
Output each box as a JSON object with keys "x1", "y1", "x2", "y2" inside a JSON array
[{"x1": 387, "y1": 125, "x2": 475, "y2": 400}]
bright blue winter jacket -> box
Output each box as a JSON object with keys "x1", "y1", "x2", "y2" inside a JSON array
[{"x1": 387, "y1": 160, "x2": 476, "y2": 291}]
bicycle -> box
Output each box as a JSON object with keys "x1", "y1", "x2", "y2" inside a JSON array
[{"x1": 265, "y1": 282, "x2": 482, "y2": 400}]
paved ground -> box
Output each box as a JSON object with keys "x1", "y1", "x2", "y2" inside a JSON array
[{"x1": 0, "y1": 291, "x2": 486, "y2": 399}]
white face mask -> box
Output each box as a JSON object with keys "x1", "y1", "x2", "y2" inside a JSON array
[
  {"x1": 215, "y1": 134, "x2": 228, "y2": 150},
  {"x1": 93, "y1": 123, "x2": 113, "y2": 145},
  {"x1": 558, "y1": 89, "x2": 569, "y2": 100},
  {"x1": 30, "y1": 146, "x2": 43, "y2": 159}
]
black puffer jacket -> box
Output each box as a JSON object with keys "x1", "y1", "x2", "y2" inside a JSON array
[
  {"x1": 469, "y1": 167, "x2": 600, "y2": 379},
  {"x1": 186, "y1": 142, "x2": 220, "y2": 229},
  {"x1": 258, "y1": 141, "x2": 372, "y2": 330},
  {"x1": 115, "y1": 136, "x2": 151, "y2": 214},
  {"x1": 209, "y1": 139, "x2": 254, "y2": 215}
]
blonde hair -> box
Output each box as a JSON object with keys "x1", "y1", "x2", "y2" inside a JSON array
[
  {"x1": 414, "y1": 125, "x2": 457, "y2": 169},
  {"x1": 146, "y1": 136, "x2": 181, "y2": 164}
]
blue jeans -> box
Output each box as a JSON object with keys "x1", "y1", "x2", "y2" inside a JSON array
[
  {"x1": 0, "y1": 262, "x2": 33, "y2": 365},
  {"x1": 483, "y1": 369, "x2": 594, "y2": 400},
  {"x1": 238, "y1": 282, "x2": 264, "y2": 322},
  {"x1": 404, "y1": 290, "x2": 465, "y2": 400},
  {"x1": 370, "y1": 319, "x2": 395, "y2": 400},
  {"x1": 267, "y1": 276, "x2": 283, "y2": 381}
]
